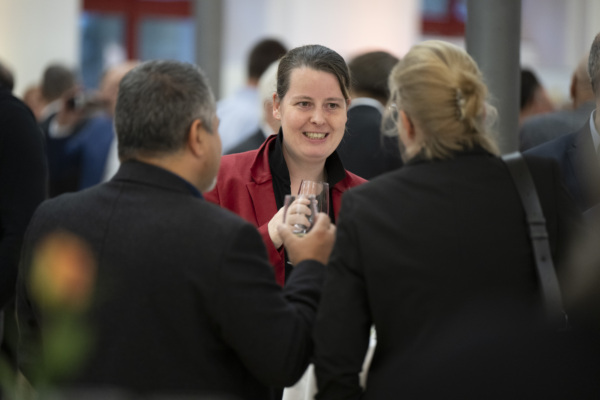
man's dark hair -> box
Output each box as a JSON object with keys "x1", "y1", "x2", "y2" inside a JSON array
[
  {"x1": 248, "y1": 39, "x2": 287, "y2": 80},
  {"x1": 520, "y1": 69, "x2": 542, "y2": 110},
  {"x1": 349, "y1": 51, "x2": 399, "y2": 103},
  {"x1": 41, "y1": 64, "x2": 76, "y2": 102},
  {"x1": 0, "y1": 60, "x2": 14, "y2": 92},
  {"x1": 115, "y1": 60, "x2": 216, "y2": 161}
]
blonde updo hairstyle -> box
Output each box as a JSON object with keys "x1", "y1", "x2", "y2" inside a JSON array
[{"x1": 388, "y1": 40, "x2": 499, "y2": 160}]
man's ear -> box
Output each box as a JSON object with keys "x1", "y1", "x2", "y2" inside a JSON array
[
  {"x1": 187, "y1": 119, "x2": 206, "y2": 157},
  {"x1": 273, "y1": 93, "x2": 281, "y2": 120},
  {"x1": 570, "y1": 74, "x2": 577, "y2": 102}
]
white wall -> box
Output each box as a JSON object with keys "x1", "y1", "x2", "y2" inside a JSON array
[
  {"x1": 219, "y1": 0, "x2": 599, "y2": 105},
  {"x1": 521, "y1": 0, "x2": 599, "y2": 105},
  {"x1": 220, "y1": 0, "x2": 419, "y2": 99},
  {"x1": 0, "y1": 0, "x2": 81, "y2": 97},
  {"x1": 0, "y1": 0, "x2": 596, "y2": 105}
]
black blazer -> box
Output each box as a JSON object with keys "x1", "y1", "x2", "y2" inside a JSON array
[
  {"x1": 313, "y1": 147, "x2": 579, "y2": 399},
  {"x1": 0, "y1": 89, "x2": 47, "y2": 310},
  {"x1": 336, "y1": 104, "x2": 403, "y2": 180},
  {"x1": 526, "y1": 122, "x2": 600, "y2": 212},
  {"x1": 17, "y1": 160, "x2": 324, "y2": 399}
]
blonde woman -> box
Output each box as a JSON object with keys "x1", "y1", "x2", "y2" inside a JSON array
[{"x1": 313, "y1": 41, "x2": 579, "y2": 399}]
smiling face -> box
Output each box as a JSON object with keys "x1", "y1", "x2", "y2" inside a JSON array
[{"x1": 274, "y1": 67, "x2": 348, "y2": 165}]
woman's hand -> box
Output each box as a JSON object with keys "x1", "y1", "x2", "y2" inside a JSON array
[
  {"x1": 268, "y1": 207, "x2": 286, "y2": 249},
  {"x1": 268, "y1": 197, "x2": 312, "y2": 248}
]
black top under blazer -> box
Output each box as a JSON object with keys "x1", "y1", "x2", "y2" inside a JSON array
[
  {"x1": 16, "y1": 160, "x2": 324, "y2": 399},
  {"x1": 313, "y1": 146, "x2": 580, "y2": 399}
]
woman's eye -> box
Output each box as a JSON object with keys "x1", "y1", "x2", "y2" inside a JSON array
[
  {"x1": 326, "y1": 103, "x2": 340, "y2": 110},
  {"x1": 297, "y1": 101, "x2": 310, "y2": 107}
]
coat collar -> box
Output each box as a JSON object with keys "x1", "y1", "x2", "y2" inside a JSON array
[
  {"x1": 113, "y1": 160, "x2": 203, "y2": 198},
  {"x1": 405, "y1": 144, "x2": 495, "y2": 167},
  {"x1": 249, "y1": 134, "x2": 277, "y2": 185}
]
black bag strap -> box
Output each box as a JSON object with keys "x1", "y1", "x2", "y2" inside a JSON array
[{"x1": 501, "y1": 152, "x2": 567, "y2": 327}]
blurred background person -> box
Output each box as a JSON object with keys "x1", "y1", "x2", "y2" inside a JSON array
[
  {"x1": 77, "y1": 60, "x2": 139, "y2": 183},
  {"x1": 526, "y1": 32, "x2": 600, "y2": 213},
  {"x1": 0, "y1": 59, "x2": 47, "y2": 397},
  {"x1": 217, "y1": 38, "x2": 287, "y2": 153},
  {"x1": 205, "y1": 44, "x2": 366, "y2": 287},
  {"x1": 226, "y1": 60, "x2": 280, "y2": 154},
  {"x1": 40, "y1": 61, "x2": 137, "y2": 197},
  {"x1": 313, "y1": 40, "x2": 580, "y2": 399},
  {"x1": 38, "y1": 64, "x2": 78, "y2": 123},
  {"x1": 520, "y1": 54, "x2": 595, "y2": 151},
  {"x1": 21, "y1": 84, "x2": 44, "y2": 122},
  {"x1": 336, "y1": 50, "x2": 403, "y2": 179},
  {"x1": 38, "y1": 63, "x2": 88, "y2": 197},
  {"x1": 519, "y1": 68, "x2": 556, "y2": 125}
]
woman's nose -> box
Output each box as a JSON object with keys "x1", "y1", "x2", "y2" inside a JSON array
[{"x1": 310, "y1": 107, "x2": 325, "y2": 125}]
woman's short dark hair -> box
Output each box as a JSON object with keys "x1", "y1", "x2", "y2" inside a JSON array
[{"x1": 276, "y1": 44, "x2": 350, "y2": 101}]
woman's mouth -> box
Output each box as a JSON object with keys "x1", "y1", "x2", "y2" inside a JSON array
[{"x1": 303, "y1": 132, "x2": 328, "y2": 139}]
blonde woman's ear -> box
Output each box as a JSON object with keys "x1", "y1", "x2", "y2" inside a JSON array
[{"x1": 400, "y1": 110, "x2": 415, "y2": 141}]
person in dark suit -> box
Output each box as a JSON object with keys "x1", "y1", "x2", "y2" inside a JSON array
[
  {"x1": 526, "y1": 33, "x2": 600, "y2": 213},
  {"x1": 520, "y1": 55, "x2": 596, "y2": 151},
  {"x1": 16, "y1": 60, "x2": 337, "y2": 399},
  {"x1": 313, "y1": 41, "x2": 580, "y2": 399},
  {"x1": 0, "y1": 60, "x2": 47, "y2": 395},
  {"x1": 335, "y1": 51, "x2": 403, "y2": 179},
  {"x1": 1, "y1": 61, "x2": 47, "y2": 310}
]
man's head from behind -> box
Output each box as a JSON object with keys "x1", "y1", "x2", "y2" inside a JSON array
[
  {"x1": 247, "y1": 38, "x2": 287, "y2": 83},
  {"x1": 41, "y1": 64, "x2": 77, "y2": 103},
  {"x1": 571, "y1": 54, "x2": 594, "y2": 108},
  {"x1": 115, "y1": 60, "x2": 220, "y2": 191},
  {"x1": 348, "y1": 51, "x2": 399, "y2": 105}
]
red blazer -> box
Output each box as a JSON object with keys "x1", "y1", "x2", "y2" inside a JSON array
[{"x1": 205, "y1": 135, "x2": 366, "y2": 286}]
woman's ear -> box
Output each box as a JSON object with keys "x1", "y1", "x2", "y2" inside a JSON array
[
  {"x1": 400, "y1": 110, "x2": 415, "y2": 141},
  {"x1": 273, "y1": 93, "x2": 281, "y2": 120}
]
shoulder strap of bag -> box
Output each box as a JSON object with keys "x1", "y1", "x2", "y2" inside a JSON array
[{"x1": 501, "y1": 152, "x2": 567, "y2": 327}]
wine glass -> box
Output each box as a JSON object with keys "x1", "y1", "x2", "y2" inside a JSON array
[
  {"x1": 283, "y1": 194, "x2": 316, "y2": 236},
  {"x1": 298, "y1": 180, "x2": 329, "y2": 215},
  {"x1": 283, "y1": 181, "x2": 329, "y2": 236}
]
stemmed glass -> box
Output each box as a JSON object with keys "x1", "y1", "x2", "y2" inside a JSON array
[{"x1": 283, "y1": 181, "x2": 329, "y2": 236}]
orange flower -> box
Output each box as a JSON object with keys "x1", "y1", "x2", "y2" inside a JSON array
[{"x1": 30, "y1": 230, "x2": 97, "y2": 313}]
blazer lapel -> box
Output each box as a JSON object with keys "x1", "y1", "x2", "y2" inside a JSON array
[
  {"x1": 246, "y1": 181, "x2": 278, "y2": 227},
  {"x1": 569, "y1": 125, "x2": 600, "y2": 210}
]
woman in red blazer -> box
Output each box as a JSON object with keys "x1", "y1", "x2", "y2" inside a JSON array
[{"x1": 205, "y1": 44, "x2": 366, "y2": 286}]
